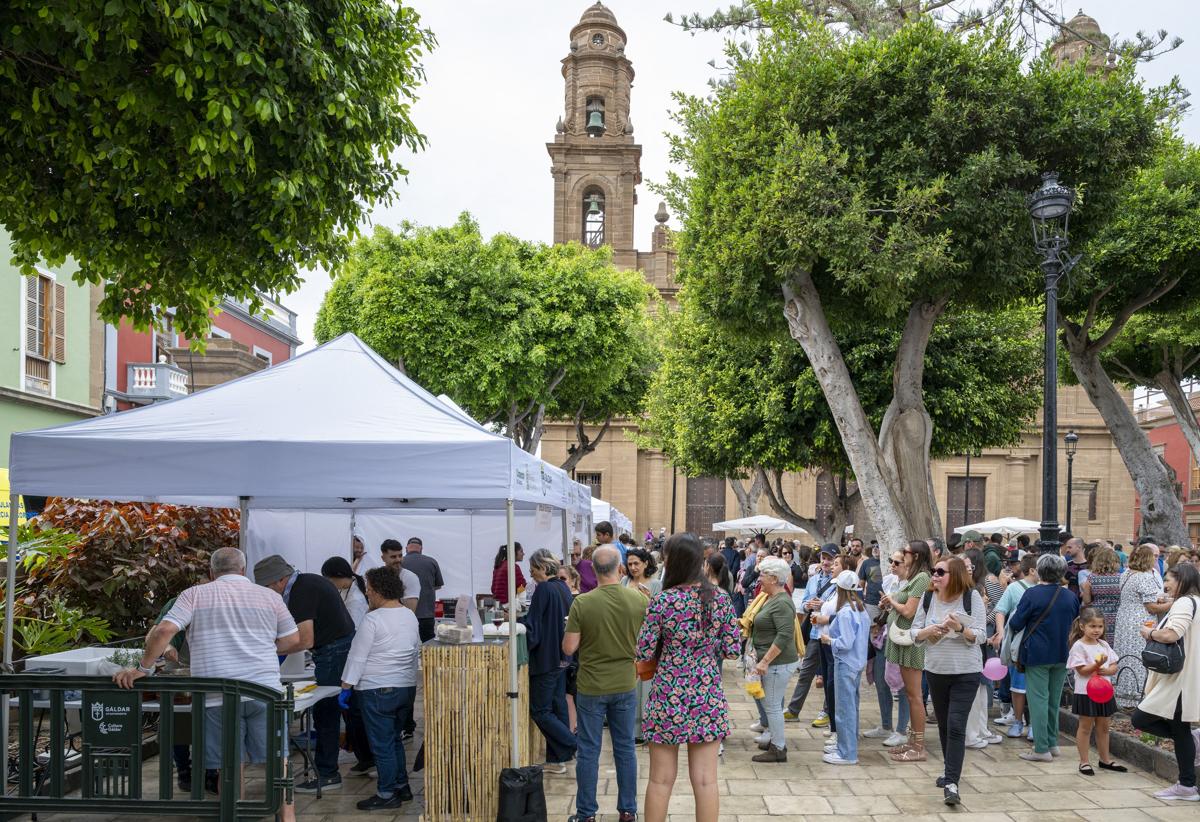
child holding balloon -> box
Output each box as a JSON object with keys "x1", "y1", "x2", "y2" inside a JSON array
[{"x1": 1066, "y1": 607, "x2": 1126, "y2": 776}]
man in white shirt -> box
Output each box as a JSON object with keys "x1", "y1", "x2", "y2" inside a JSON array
[
  {"x1": 113, "y1": 548, "x2": 301, "y2": 821},
  {"x1": 380, "y1": 539, "x2": 421, "y2": 611}
]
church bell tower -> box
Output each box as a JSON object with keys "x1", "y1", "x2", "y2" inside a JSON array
[{"x1": 547, "y1": 2, "x2": 643, "y2": 271}]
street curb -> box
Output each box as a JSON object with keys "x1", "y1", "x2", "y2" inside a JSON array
[{"x1": 1057, "y1": 708, "x2": 1180, "y2": 782}]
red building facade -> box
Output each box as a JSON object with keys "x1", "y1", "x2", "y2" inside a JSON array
[{"x1": 1137, "y1": 396, "x2": 1200, "y2": 546}]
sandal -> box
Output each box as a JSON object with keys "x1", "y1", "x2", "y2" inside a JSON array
[
  {"x1": 1079, "y1": 763, "x2": 1095, "y2": 776},
  {"x1": 890, "y1": 743, "x2": 926, "y2": 762},
  {"x1": 1098, "y1": 761, "x2": 1127, "y2": 773}
]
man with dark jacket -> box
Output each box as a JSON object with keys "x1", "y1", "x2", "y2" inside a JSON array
[
  {"x1": 255, "y1": 554, "x2": 355, "y2": 794},
  {"x1": 521, "y1": 548, "x2": 577, "y2": 772}
]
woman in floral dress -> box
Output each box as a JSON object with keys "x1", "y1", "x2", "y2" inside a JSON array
[
  {"x1": 637, "y1": 532, "x2": 740, "y2": 822},
  {"x1": 1113, "y1": 545, "x2": 1169, "y2": 707}
]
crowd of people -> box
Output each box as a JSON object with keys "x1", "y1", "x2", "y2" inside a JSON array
[{"x1": 105, "y1": 521, "x2": 1199, "y2": 820}]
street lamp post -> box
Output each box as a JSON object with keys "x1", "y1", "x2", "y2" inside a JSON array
[
  {"x1": 1064, "y1": 429, "x2": 1079, "y2": 533},
  {"x1": 1028, "y1": 172, "x2": 1080, "y2": 555}
]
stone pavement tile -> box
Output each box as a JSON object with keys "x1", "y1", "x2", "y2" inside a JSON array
[
  {"x1": 961, "y1": 775, "x2": 1036, "y2": 794},
  {"x1": 727, "y1": 816, "x2": 808, "y2": 822},
  {"x1": 941, "y1": 813, "x2": 1014, "y2": 822},
  {"x1": 955, "y1": 790, "x2": 1033, "y2": 813},
  {"x1": 1075, "y1": 809, "x2": 1161, "y2": 822},
  {"x1": 1143, "y1": 807, "x2": 1200, "y2": 822},
  {"x1": 726, "y1": 777, "x2": 792, "y2": 795},
  {"x1": 1080, "y1": 789, "x2": 1168, "y2": 808},
  {"x1": 848, "y1": 776, "x2": 940, "y2": 796},
  {"x1": 763, "y1": 793, "x2": 834, "y2": 814},
  {"x1": 871, "y1": 814, "x2": 946, "y2": 822},
  {"x1": 892, "y1": 792, "x2": 970, "y2": 814},
  {"x1": 1019, "y1": 790, "x2": 1099, "y2": 811},
  {"x1": 1007, "y1": 812, "x2": 1086, "y2": 822},
  {"x1": 825, "y1": 794, "x2": 902, "y2": 815}
]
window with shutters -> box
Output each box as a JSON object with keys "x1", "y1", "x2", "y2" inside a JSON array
[
  {"x1": 24, "y1": 275, "x2": 64, "y2": 394},
  {"x1": 577, "y1": 472, "x2": 602, "y2": 501},
  {"x1": 945, "y1": 476, "x2": 986, "y2": 539}
]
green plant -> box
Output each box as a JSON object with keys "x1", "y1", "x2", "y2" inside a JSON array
[
  {"x1": 1140, "y1": 732, "x2": 1160, "y2": 745},
  {"x1": 105, "y1": 648, "x2": 143, "y2": 669}
]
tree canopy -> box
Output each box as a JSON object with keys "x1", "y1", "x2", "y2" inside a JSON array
[
  {"x1": 314, "y1": 215, "x2": 657, "y2": 456},
  {"x1": 0, "y1": 0, "x2": 434, "y2": 338},
  {"x1": 664, "y1": 8, "x2": 1166, "y2": 547}
]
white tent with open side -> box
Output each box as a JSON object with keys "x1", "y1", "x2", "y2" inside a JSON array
[
  {"x1": 712, "y1": 514, "x2": 806, "y2": 535},
  {"x1": 6, "y1": 332, "x2": 589, "y2": 767},
  {"x1": 590, "y1": 498, "x2": 632, "y2": 539}
]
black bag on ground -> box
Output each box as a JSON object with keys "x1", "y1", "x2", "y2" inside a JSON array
[{"x1": 496, "y1": 765, "x2": 547, "y2": 822}]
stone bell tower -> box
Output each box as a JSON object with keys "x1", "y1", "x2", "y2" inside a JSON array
[{"x1": 547, "y1": 2, "x2": 643, "y2": 271}]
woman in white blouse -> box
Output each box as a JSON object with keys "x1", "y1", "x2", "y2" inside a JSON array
[{"x1": 340, "y1": 566, "x2": 421, "y2": 812}]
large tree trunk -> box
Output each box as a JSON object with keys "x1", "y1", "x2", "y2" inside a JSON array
[
  {"x1": 1065, "y1": 333, "x2": 1188, "y2": 545},
  {"x1": 1157, "y1": 373, "x2": 1200, "y2": 472},
  {"x1": 729, "y1": 473, "x2": 765, "y2": 518},
  {"x1": 878, "y1": 298, "x2": 946, "y2": 540},
  {"x1": 782, "y1": 270, "x2": 910, "y2": 551}
]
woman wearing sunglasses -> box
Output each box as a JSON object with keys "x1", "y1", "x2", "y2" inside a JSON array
[
  {"x1": 909, "y1": 557, "x2": 986, "y2": 806},
  {"x1": 864, "y1": 552, "x2": 909, "y2": 747},
  {"x1": 881, "y1": 540, "x2": 934, "y2": 762}
]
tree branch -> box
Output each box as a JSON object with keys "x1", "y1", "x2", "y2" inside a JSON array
[
  {"x1": 756, "y1": 467, "x2": 821, "y2": 540},
  {"x1": 1088, "y1": 276, "x2": 1181, "y2": 354}
]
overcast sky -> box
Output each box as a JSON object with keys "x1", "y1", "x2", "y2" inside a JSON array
[{"x1": 284, "y1": 0, "x2": 1199, "y2": 350}]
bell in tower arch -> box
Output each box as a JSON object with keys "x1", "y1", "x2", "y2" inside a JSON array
[{"x1": 586, "y1": 97, "x2": 606, "y2": 137}]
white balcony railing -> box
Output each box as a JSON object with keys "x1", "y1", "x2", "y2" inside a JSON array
[{"x1": 127, "y1": 362, "x2": 189, "y2": 402}]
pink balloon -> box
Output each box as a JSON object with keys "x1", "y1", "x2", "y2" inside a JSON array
[
  {"x1": 983, "y1": 657, "x2": 1007, "y2": 681},
  {"x1": 1087, "y1": 675, "x2": 1114, "y2": 703}
]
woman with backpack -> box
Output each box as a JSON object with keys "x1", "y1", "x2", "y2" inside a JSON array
[
  {"x1": 1131, "y1": 562, "x2": 1200, "y2": 801},
  {"x1": 1007, "y1": 554, "x2": 1081, "y2": 763},
  {"x1": 909, "y1": 556, "x2": 986, "y2": 806}
]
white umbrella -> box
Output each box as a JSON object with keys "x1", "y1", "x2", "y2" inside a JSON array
[
  {"x1": 711, "y1": 514, "x2": 806, "y2": 535},
  {"x1": 953, "y1": 517, "x2": 1042, "y2": 536}
]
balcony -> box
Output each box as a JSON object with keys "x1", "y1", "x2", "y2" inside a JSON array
[{"x1": 126, "y1": 362, "x2": 189, "y2": 402}]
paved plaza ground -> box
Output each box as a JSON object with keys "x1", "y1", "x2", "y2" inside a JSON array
[{"x1": 35, "y1": 665, "x2": 1190, "y2": 822}]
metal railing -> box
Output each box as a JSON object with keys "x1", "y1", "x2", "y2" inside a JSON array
[{"x1": 1, "y1": 674, "x2": 292, "y2": 820}]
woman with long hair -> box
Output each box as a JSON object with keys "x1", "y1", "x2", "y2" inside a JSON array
[
  {"x1": 882, "y1": 540, "x2": 934, "y2": 762},
  {"x1": 910, "y1": 557, "x2": 985, "y2": 806},
  {"x1": 490, "y1": 541, "x2": 525, "y2": 605},
  {"x1": 705, "y1": 553, "x2": 734, "y2": 597},
  {"x1": 637, "y1": 533, "x2": 740, "y2": 822},
  {"x1": 1131, "y1": 562, "x2": 1200, "y2": 800},
  {"x1": 822, "y1": 570, "x2": 870, "y2": 765}
]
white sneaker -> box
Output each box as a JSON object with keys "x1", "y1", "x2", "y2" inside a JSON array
[
  {"x1": 1020, "y1": 750, "x2": 1052, "y2": 762},
  {"x1": 1049, "y1": 746, "x2": 1061, "y2": 757},
  {"x1": 985, "y1": 733, "x2": 1004, "y2": 745},
  {"x1": 994, "y1": 709, "x2": 1015, "y2": 726},
  {"x1": 754, "y1": 731, "x2": 771, "y2": 745},
  {"x1": 965, "y1": 738, "x2": 989, "y2": 750},
  {"x1": 749, "y1": 721, "x2": 764, "y2": 733},
  {"x1": 862, "y1": 726, "x2": 890, "y2": 739},
  {"x1": 883, "y1": 731, "x2": 908, "y2": 747},
  {"x1": 822, "y1": 752, "x2": 857, "y2": 765},
  {"x1": 1154, "y1": 783, "x2": 1200, "y2": 802}
]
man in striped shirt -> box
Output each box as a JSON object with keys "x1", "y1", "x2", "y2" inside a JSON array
[{"x1": 114, "y1": 547, "x2": 301, "y2": 820}]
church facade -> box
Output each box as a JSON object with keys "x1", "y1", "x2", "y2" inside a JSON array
[{"x1": 539, "y1": 3, "x2": 1138, "y2": 546}]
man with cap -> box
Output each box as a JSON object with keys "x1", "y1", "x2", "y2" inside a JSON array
[
  {"x1": 255, "y1": 554, "x2": 356, "y2": 793},
  {"x1": 960, "y1": 530, "x2": 983, "y2": 555},
  {"x1": 401, "y1": 536, "x2": 444, "y2": 643},
  {"x1": 783, "y1": 543, "x2": 839, "y2": 725}
]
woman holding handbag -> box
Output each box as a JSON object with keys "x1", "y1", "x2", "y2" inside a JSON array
[
  {"x1": 1131, "y1": 562, "x2": 1200, "y2": 801},
  {"x1": 883, "y1": 540, "x2": 934, "y2": 762},
  {"x1": 636, "y1": 533, "x2": 740, "y2": 822},
  {"x1": 746, "y1": 557, "x2": 799, "y2": 763}
]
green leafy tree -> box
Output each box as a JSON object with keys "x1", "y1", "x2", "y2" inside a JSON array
[
  {"x1": 314, "y1": 215, "x2": 657, "y2": 457},
  {"x1": 0, "y1": 0, "x2": 434, "y2": 338},
  {"x1": 1060, "y1": 144, "x2": 1200, "y2": 543},
  {"x1": 642, "y1": 295, "x2": 1042, "y2": 541},
  {"x1": 665, "y1": 7, "x2": 1162, "y2": 549}
]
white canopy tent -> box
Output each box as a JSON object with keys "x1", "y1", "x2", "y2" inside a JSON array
[
  {"x1": 712, "y1": 514, "x2": 806, "y2": 535},
  {"x1": 6, "y1": 332, "x2": 590, "y2": 767},
  {"x1": 590, "y1": 498, "x2": 632, "y2": 539},
  {"x1": 953, "y1": 517, "x2": 1042, "y2": 537}
]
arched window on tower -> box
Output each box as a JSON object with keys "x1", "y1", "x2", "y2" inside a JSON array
[
  {"x1": 585, "y1": 97, "x2": 605, "y2": 137},
  {"x1": 582, "y1": 188, "x2": 605, "y2": 248}
]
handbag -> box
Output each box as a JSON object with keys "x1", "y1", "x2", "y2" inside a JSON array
[
  {"x1": 999, "y1": 581, "x2": 1031, "y2": 667},
  {"x1": 793, "y1": 613, "x2": 807, "y2": 657},
  {"x1": 887, "y1": 620, "x2": 915, "y2": 647},
  {"x1": 799, "y1": 579, "x2": 835, "y2": 644},
  {"x1": 1015, "y1": 585, "x2": 1061, "y2": 673},
  {"x1": 636, "y1": 633, "x2": 664, "y2": 682},
  {"x1": 738, "y1": 592, "x2": 769, "y2": 638},
  {"x1": 1141, "y1": 597, "x2": 1196, "y2": 675}
]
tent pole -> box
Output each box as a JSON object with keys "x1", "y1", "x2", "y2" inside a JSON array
[
  {"x1": 561, "y1": 508, "x2": 570, "y2": 564},
  {"x1": 238, "y1": 496, "x2": 249, "y2": 556},
  {"x1": 506, "y1": 498, "x2": 519, "y2": 769},
  {"x1": 3, "y1": 491, "x2": 19, "y2": 797}
]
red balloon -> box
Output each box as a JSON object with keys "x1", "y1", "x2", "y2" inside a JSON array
[{"x1": 1086, "y1": 675, "x2": 1114, "y2": 703}]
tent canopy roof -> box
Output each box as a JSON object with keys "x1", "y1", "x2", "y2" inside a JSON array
[
  {"x1": 953, "y1": 517, "x2": 1042, "y2": 536},
  {"x1": 711, "y1": 514, "x2": 805, "y2": 534},
  {"x1": 9, "y1": 333, "x2": 588, "y2": 512}
]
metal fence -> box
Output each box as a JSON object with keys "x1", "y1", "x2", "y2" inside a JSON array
[{"x1": 1, "y1": 674, "x2": 292, "y2": 820}]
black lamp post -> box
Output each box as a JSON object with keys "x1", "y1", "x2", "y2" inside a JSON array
[
  {"x1": 1064, "y1": 429, "x2": 1079, "y2": 533},
  {"x1": 1028, "y1": 172, "x2": 1080, "y2": 555}
]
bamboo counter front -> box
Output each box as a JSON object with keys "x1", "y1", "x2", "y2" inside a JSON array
[{"x1": 421, "y1": 637, "x2": 537, "y2": 821}]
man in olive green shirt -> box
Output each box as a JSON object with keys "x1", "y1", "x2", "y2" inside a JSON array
[{"x1": 562, "y1": 546, "x2": 645, "y2": 822}]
